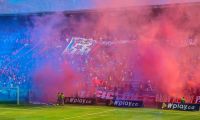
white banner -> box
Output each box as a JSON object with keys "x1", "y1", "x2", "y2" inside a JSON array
[{"x1": 196, "y1": 96, "x2": 200, "y2": 103}]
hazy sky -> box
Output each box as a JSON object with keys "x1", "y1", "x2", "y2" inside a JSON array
[{"x1": 0, "y1": 0, "x2": 200, "y2": 14}]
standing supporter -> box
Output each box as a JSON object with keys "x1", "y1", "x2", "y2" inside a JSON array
[
  {"x1": 60, "y1": 93, "x2": 65, "y2": 106},
  {"x1": 57, "y1": 92, "x2": 61, "y2": 105},
  {"x1": 181, "y1": 97, "x2": 186, "y2": 104}
]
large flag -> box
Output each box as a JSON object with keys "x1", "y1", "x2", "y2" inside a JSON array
[{"x1": 63, "y1": 37, "x2": 95, "y2": 55}]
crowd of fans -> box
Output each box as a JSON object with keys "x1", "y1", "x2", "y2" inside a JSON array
[
  {"x1": 64, "y1": 31, "x2": 200, "y2": 99},
  {"x1": 0, "y1": 12, "x2": 199, "y2": 103},
  {"x1": 0, "y1": 18, "x2": 33, "y2": 101}
]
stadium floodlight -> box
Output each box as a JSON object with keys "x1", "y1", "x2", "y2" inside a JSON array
[{"x1": 0, "y1": 86, "x2": 20, "y2": 105}]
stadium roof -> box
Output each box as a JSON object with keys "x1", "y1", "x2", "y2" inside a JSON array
[{"x1": 0, "y1": 0, "x2": 200, "y2": 14}]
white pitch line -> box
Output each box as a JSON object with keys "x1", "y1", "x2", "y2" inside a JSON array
[
  {"x1": 61, "y1": 109, "x2": 116, "y2": 120},
  {"x1": 0, "y1": 107, "x2": 45, "y2": 111},
  {"x1": 0, "y1": 108, "x2": 32, "y2": 111},
  {"x1": 66, "y1": 106, "x2": 108, "y2": 110}
]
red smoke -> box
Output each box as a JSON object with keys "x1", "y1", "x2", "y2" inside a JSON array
[
  {"x1": 90, "y1": 3, "x2": 200, "y2": 97},
  {"x1": 30, "y1": 2, "x2": 200, "y2": 102},
  {"x1": 32, "y1": 61, "x2": 82, "y2": 102}
]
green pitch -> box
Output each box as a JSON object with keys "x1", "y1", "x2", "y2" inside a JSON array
[{"x1": 0, "y1": 104, "x2": 199, "y2": 120}]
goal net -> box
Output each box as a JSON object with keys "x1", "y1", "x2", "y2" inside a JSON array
[{"x1": 0, "y1": 87, "x2": 20, "y2": 105}]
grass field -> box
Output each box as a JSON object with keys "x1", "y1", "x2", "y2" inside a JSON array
[{"x1": 0, "y1": 104, "x2": 199, "y2": 120}]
